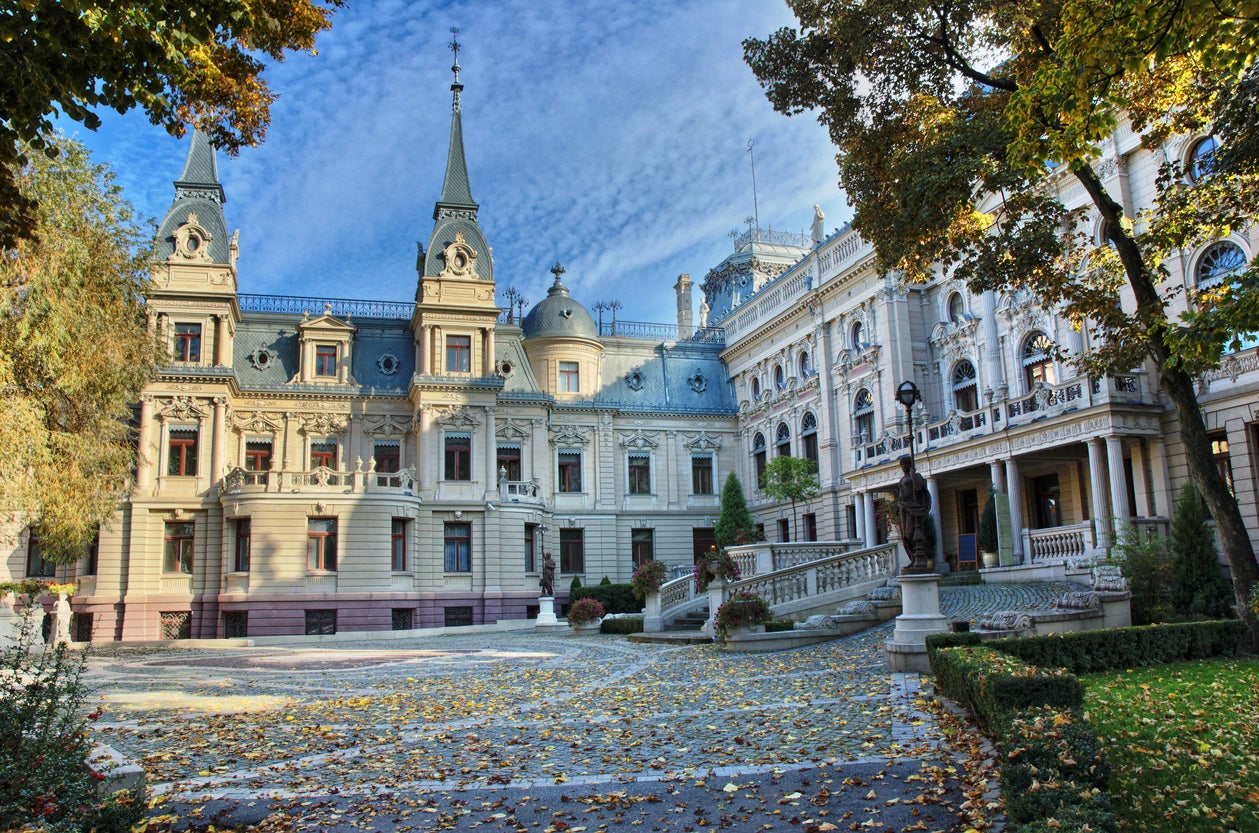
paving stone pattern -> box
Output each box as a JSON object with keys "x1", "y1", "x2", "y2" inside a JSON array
[{"x1": 84, "y1": 581, "x2": 1083, "y2": 831}]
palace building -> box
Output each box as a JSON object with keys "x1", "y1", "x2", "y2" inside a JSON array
[{"x1": 8, "y1": 69, "x2": 1257, "y2": 641}]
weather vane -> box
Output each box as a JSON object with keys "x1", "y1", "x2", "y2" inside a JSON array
[
  {"x1": 449, "y1": 27, "x2": 462, "y2": 98},
  {"x1": 747, "y1": 138, "x2": 760, "y2": 237}
]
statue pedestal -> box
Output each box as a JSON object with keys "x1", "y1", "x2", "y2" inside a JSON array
[
  {"x1": 535, "y1": 596, "x2": 565, "y2": 633},
  {"x1": 885, "y1": 573, "x2": 949, "y2": 673}
]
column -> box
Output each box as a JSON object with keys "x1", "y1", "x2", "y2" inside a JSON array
[
  {"x1": 1087, "y1": 438, "x2": 1111, "y2": 550},
  {"x1": 862, "y1": 491, "x2": 877, "y2": 548},
  {"x1": 484, "y1": 407, "x2": 498, "y2": 494},
  {"x1": 211, "y1": 397, "x2": 227, "y2": 484},
  {"x1": 818, "y1": 322, "x2": 841, "y2": 487},
  {"x1": 1106, "y1": 436, "x2": 1131, "y2": 541},
  {"x1": 418, "y1": 407, "x2": 435, "y2": 493},
  {"x1": 665, "y1": 431, "x2": 680, "y2": 510},
  {"x1": 214, "y1": 315, "x2": 228, "y2": 366},
  {"x1": 1129, "y1": 439, "x2": 1152, "y2": 517},
  {"x1": 853, "y1": 496, "x2": 866, "y2": 545},
  {"x1": 136, "y1": 397, "x2": 155, "y2": 490},
  {"x1": 412, "y1": 411, "x2": 423, "y2": 482},
  {"x1": 989, "y1": 460, "x2": 1006, "y2": 493},
  {"x1": 1145, "y1": 438, "x2": 1173, "y2": 518},
  {"x1": 485, "y1": 328, "x2": 496, "y2": 376},
  {"x1": 980, "y1": 290, "x2": 1004, "y2": 399},
  {"x1": 926, "y1": 476, "x2": 945, "y2": 573},
  {"x1": 282, "y1": 412, "x2": 295, "y2": 471},
  {"x1": 1005, "y1": 458, "x2": 1025, "y2": 563},
  {"x1": 432, "y1": 327, "x2": 443, "y2": 375}
]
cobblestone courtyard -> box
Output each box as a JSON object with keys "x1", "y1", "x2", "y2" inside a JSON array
[{"x1": 85, "y1": 582, "x2": 1081, "y2": 831}]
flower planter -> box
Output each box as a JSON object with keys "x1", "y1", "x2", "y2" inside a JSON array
[
  {"x1": 571, "y1": 620, "x2": 602, "y2": 635},
  {"x1": 727, "y1": 623, "x2": 766, "y2": 638},
  {"x1": 981, "y1": 550, "x2": 999, "y2": 568}
]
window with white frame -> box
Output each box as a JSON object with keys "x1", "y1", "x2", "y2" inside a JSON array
[
  {"x1": 801, "y1": 412, "x2": 818, "y2": 465},
  {"x1": 952, "y1": 360, "x2": 979, "y2": 413},
  {"x1": 775, "y1": 422, "x2": 791, "y2": 457},
  {"x1": 627, "y1": 453, "x2": 652, "y2": 495},
  {"x1": 1196, "y1": 241, "x2": 1247, "y2": 290},
  {"x1": 752, "y1": 432, "x2": 767, "y2": 489},
  {"x1": 691, "y1": 454, "x2": 714, "y2": 495},
  {"x1": 558, "y1": 450, "x2": 582, "y2": 492},
  {"x1": 854, "y1": 389, "x2": 874, "y2": 444},
  {"x1": 1021, "y1": 331, "x2": 1057, "y2": 390}
]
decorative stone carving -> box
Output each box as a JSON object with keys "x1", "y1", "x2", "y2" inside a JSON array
[
  {"x1": 159, "y1": 396, "x2": 210, "y2": 421},
  {"x1": 169, "y1": 213, "x2": 213, "y2": 262},
  {"x1": 299, "y1": 413, "x2": 348, "y2": 436},
  {"x1": 682, "y1": 430, "x2": 722, "y2": 452},
  {"x1": 376, "y1": 353, "x2": 400, "y2": 376},
  {"x1": 246, "y1": 348, "x2": 278, "y2": 371},
  {"x1": 867, "y1": 580, "x2": 902, "y2": 602},
  {"x1": 430, "y1": 405, "x2": 482, "y2": 430},
  {"x1": 549, "y1": 424, "x2": 591, "y2": 447},
  {"x1": 496, "y1": 418, "x2": 531, "y2": 443},
  {"x1": 362, "y1": 414, "x2": 412, "y2": 438},
  {"x1": 1091, "y1": 564, "x2": 1130, "y2": 592},
  {"x1": 688, "y1": 370, "x2": 707, "y2": 393},
  {"x1": 438, "y1": 231, "x2": 479, "y2": 280},
  {"x1": 977, "y1": 610, "x2": 1033, "y2": 631},
  {"x1": 840, "y1": 599, "x2": 877, "y2": 616},
  {"x1": 231, "y1": 410, "x2": 284, "y2": 435},
  {"x1": 625, "y1": 370, "x2": 645, "y2": 391},
  {"x1": 1057, "y1": 591, "x2": 1102, "y2": 610},
  {"x1": 618, "y1": 428, "x2": 659, "y2": 450}
]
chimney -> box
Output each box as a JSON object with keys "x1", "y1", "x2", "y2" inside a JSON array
[{"x1": 674, "y1": 273, "x2": 693, "y2": 339}]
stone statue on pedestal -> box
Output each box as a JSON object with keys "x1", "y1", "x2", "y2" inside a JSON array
[
  {"x1": 540, "y1": 552, "x2": 556, "y2": 597},
  {"x1": 896, "y1": 456, "x2": 932, "y2": 573}
]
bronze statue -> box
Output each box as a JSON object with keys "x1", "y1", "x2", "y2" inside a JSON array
[
  {"x1": 896, "y1": 456, "x2": 933, "y2": 572},
  {"x1": 540, "y1": 551, "x2": 556, "y2": 596}
]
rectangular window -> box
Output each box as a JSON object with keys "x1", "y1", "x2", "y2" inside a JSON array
[
  {"x1": 391, "y1": 518, "x2": 409, "y2": 571},
  {"x1": 691, "y1": 455, "x2": 714, "y2": 495},
  {"x1": 160, "y1": 611, "x2": 192, "y2": 640},
  {"x1": 524, "y1": 523, "x2": 538, "y2": 572},
  {"x1": 307, "y1": 518, "x2": 337, "y2": 571},
  {"x1": 374, "y1": 442, "x2": 400, "y2": 473},
  {"x1": 315, "y1": 344, "x2": 337, "y2": 377},
  {"x1": 497, "y1": 445, "x2": 522, "y2": 481},
  {"x1": 174, "y1": 323, "x2": 201, "y2": 362},
  {"x1": 444, "y1": 606, "x2": 474, "y2": 627},
  {"x1": 631, "y1": 528, "x2": 654, "y2": 569},
  {"x1": 85, "y1": 533, "x2": 99, "y2": 576},
  {"x1": 803, "y1": 513, "x2": 818, "y2": 542},
  {"x1": 310, "y1": 440, "x2": 337, "y2": 469},
  {"x1": 558, "y1": 451, "x2": 582, "y2": 492},
  {"x1": 233, "y1": 518, "x2": 251, "y2": 572},
  {"x1": 392, "y1": 608, "x2": 414, "y2": 631},
  {"x1": 25, "y1": 533, "x2": 55, "y2": 578},
  {"x1": 305, "y1": 609, "x2": 336, "y2": 635},
  {"x1": 168, "y1": 427, "x2": 198, "y2": 476},
  {"x1": 560, "y1": 528, "x2": 584, "y2": 574},
  {"x1": 777, "y1": 518, "x2": 790, "y2": 542},
  {"x1": 802, "y1": 433, "x2": 819, "y2": 466},
  {"x1": 72, "y1": 612, "x2": 94, "y2": 643},
  {"x1": 444, "y1": 522, "x2": 472, "y2": 572},
  {"x1": 1211, "y1": 434, "x2": 1235, "y2": 497},
  {"x1": 628, "y1": 454, "x2": 652, "y2": 495},
  {"x1": 754, "y1": 449, "x2": 767, "y2": 489},
  {"x1": 224, "y1": 611, "x2": 248, "y2": 639},
  {"x1": 444, "y1": 434, "x2": 471, "y2": 481},
  {"x1": 163, "y1": 522, "x2": 195, "y2": 574},
  {"x1": 558, "y1": 361, "x2": 580, "y2": 392},
  {"x1": 446, "y1": 335, "x2": 472, "y2": 373},
  {"x1": 245, "y1": 439, "x2": 272, "y2": 471}
]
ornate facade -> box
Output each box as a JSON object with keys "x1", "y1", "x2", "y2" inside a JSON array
[{"x1": 7, "y1": 76, "x2": 1256, "y2": 641}]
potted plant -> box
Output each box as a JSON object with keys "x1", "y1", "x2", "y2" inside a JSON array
[
  {"x1": 695, "y1": 547, "x2": 742, "y2": 593},
  {"x1": 714, "y1": 590, "x2": 771, "y2": 639},
  {"x1": 566, "y1": 597, "x2": 605, "y2": 633},
  {"x1": 630, "y1": 560, "x2": 669, "y2": 601},
  {"x1": 978, "y1": 488, "x2": 999, "y2": 568}
]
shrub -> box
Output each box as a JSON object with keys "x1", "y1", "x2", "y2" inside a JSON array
[
  {"x1": 0, "y1": 597, "x2": 146, "y2": 833},
  {"x1": 566, "y1": 597, "x2": 604, "y2": 626},
  {"x1": 1169, "y1": 483, "x2": 1234, "y2": 619},
  {"x1": 569, "y1": 576, "x2": 582, "y2": 594},
  {"x1": 600, "y1": 615, "x2": 644, "y2": 635},
  {"x1": 985, "y1": 620, "x2": 1249, "y2": 674},
  {"x1": 571, "y1": 582, "x2": 640, "y2": 614},
  {"x1": 764, "y1": 619, "x2": 796, "y2": 632},
  {"x1": 713, "y1": 591, "x2": 771, "y2": 639},
  {"x1": 695, "y1": 549, "x2": 741, "y2": 593},
  {"x1": 1000, "y1": 707, "x2": 1109, "y2": 791},
  {"x1": 714, "y1": 472, "x2": 756, "y2": 549},
  {"x1": 1108, "y1": 528, "x2": 1174, "y2": 624},
  {"x1": 598, "y1": 575, "x2": 612, "y2": 586},
  {"x1": 929, "y1": 645, "x2": 1082, "y2": 735},
  {"x1": 978, "y1": 487, "x2": 998, "y2": 553},
  {"x1": 630, "y1": 560, "x2": 669, "y2": 600}
]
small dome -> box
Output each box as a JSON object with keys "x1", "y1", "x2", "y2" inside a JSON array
[{"x1": 521, "y1": 264, "x2": 599, "y2": 340}]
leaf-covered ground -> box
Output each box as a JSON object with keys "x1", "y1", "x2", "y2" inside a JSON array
[{"x1": 1082, "y1": 657, "x2": 1259, "y2": 833}]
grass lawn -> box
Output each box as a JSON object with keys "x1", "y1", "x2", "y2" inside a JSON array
[{"x1": 1082, "y1": 657, "x2": 1259, "y2": 833}]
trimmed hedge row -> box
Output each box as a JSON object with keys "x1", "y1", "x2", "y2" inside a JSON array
[
  {"x1": 927, "y1": 619, "x2": 1247, "y2": 833},
  {"x1": 600, "y1": 615, "x2": 644, "y2": 635},
  {"x1": 571, "y1": 583, "x2": 641, "y2": 615}
]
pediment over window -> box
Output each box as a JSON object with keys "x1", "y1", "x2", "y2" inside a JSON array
[
  {"x1": 299, "y1": 413, "x2": 348, "y2": 436},
  {"x1": 298, "y1": 306, "x2": 358, "y2": 335},
  {"x1": 496, "y1": 418, "x2": 531, "y2": 443},
  {"x1": 168, "y1": 213, "x2": 213, "y2": 263},
  {"x1": 618, "y1": 429, "x2": 659, "y2": 450},
  {"x1": 159, "y1": 396, "x2": 210, "y2": 421},
  {"x1": 549, "y1": 424, "x2": 591, "y2": 447},
  {"x1": 683, "y1": 430, "x2": 722, "y2": 452},
  {"x1": 362, "y1": 414, "x2": 413, "y2": 438},
  {"x1": 231, "y1": 410, "x2": 284, "y2": 434},
  {"x1": 430, "y1": 404, "x2": 482, "y2": 430},
  {"x1": 438, "y1": 232, "x2": 480, "y2": 280}
]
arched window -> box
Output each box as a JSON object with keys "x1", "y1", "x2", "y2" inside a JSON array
[
  {"x1": 948, "y1": 293, "x2": 965, "y2": 324},
  {"x1": 1022, "y1": 331, "x2": 1057, "y2": 390},
  {"x1": 752, "y1": 432, "x2": 767, "y2": 489},
  {"x1": 854, "y1": 388, "x2": 874, "y2": 444},
  {"x1": 1189, "y1": 136, "x2": 1218, "y2": 183},
  {"x1": 952, "y1": 360, "x2": 979, "y2": 413},
  {"x1": 851, "y1": 321, "x2": 865, "y2": 350},
  {"x1": 774, "y1": 365, "x2": 785, "y2": 391},
  {"x1": 801, "y1": 411, "x2": 818, "y2": 465},
  {"x1": 775, "y1": 422, "x2": 791, "y2": 457},
  {"x1": 799, "y1": 350, "x2": 810, "y2": 376},
  {"x1": 751, "y1": 377, "x2": 761, "y2": 401},
  {"x1": 1196, "y1": 241, "x2": 1247, "y2": 289}
]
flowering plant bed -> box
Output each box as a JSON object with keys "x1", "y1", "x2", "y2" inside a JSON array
[
  {"x1": 630, "y1": 560, "x2": 669, "y2": 600},
  {"x1": 714, "y1": 591, "x2": 771, "y2": 639},
  {"x1": 695, "y1": 548, "x2": 742, "y2": 593},
  {"x1": 566, "y1": 597, "x2": 605, "y2": 627}
]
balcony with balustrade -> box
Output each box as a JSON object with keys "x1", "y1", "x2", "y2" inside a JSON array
[{"x1": 222, "y1": 461, "x2": 418, "y2": 496}]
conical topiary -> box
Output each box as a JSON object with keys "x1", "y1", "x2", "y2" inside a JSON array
[
  {"x1": 715, "y1": 473, "x2": 756, "y2": 550},
  {"x1": 1170, "y1": 482, "x2": 1233, "y2": 618}
]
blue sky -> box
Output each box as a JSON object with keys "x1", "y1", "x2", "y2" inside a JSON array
[{"x1": 71, "y1": 0, "x2": 848, "y2": 326}]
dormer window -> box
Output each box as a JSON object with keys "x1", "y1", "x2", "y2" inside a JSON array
[
  {"x1": 174, "y1": 323, "x2": 201, "y2": 362},
  {"x1": 446, "y1": 335, "x2": 471, "y2": 373},
  {"x1": 315, "y1": 345, "x2": 337, "y2": 377}
]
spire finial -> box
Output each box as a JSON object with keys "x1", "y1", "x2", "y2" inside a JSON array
[
  {"x1": 449, "y1": 27, "x2": 463, "y2": 109},
  {"x1": 551, "y1": 262, "x2": 565, "y2": 281}
]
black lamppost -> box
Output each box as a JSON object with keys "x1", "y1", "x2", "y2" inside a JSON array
[{"x1": 895, "y1": 380, "x2": 921, "y2": 469}]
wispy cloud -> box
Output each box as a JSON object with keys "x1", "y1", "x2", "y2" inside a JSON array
[{"x1": 72, "y1": 0, "x2": 849, "y2": 324}]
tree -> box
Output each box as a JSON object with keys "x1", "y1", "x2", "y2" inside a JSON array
[
  {"x1": 761, "y1": 456, "x2": 820, "y2": 541},
  {"x1": 0, "y1": 138, "x2": 160, "y2": 563},
  {"x1": 0, "y1": 0, "x2": 343, "y2": 246},
  {"x1": 745, "y1": 0, "x2": 1259, "y2": 643},
  {"x1": 1169, "y1": 482, "x2": 1234, "y2": 619},
  {"x1": 714, "y1": 473, "x2": 756, "y2": 550}
]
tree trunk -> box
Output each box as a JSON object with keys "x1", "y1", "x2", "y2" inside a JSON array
[{"x1": 1074, "y1": 164, "x2": 1259, "y2": 647}]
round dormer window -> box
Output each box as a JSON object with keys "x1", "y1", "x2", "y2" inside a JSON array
[
  {"x1": 377, "y1": 353, "x2": 400, "y2": 376},
  {"x1": 186, "y1": 235, "x2": 201, "y2": 252}
]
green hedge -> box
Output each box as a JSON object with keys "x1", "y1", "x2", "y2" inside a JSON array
[
  {"x1": 984, "y1": 619, "x2": 1249, "y2": 674},
  {"x1": 600, "y1": 615, "x2": 644, "y2": 635},
  {"x1": 571, "y1": 583, "x2": 641, "y2": 615},
  {"x1": 927, "y1": 620, "x2": 1248, "y2": 833},
  {"x1": 765, "y1": 619, "x2": 796, "y2": 633}
]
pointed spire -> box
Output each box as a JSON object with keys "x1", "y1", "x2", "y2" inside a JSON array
[
  {"x1": 436, "y1": 27, "x2": 476, "y2": 212},
  {"x1": 175, "y1": 130, "x2": 225, "y2": 204},
  {"x1": 156, "y1": 129, "x2": 229, "y2": 262}
]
